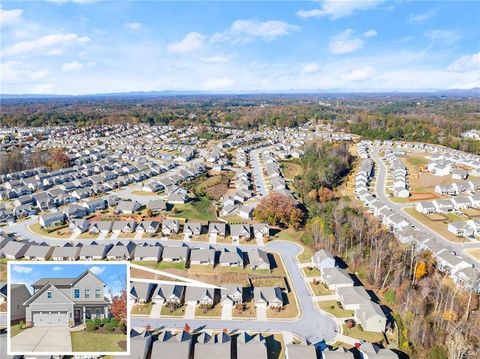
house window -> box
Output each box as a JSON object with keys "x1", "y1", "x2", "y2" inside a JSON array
[
  {"x1": 74, "y1": 289, "x2": 80, "y2": 299},
  {"x1": 85, "y1": 289, "x2": 90, "y2": 299},
  {"x1": 47, "y1": 291, "x2": 52, "y2": 299},
  {"x1": 95, "y1": 289, "x2": 101, "y2": 299},
  {"x1": 95, "y1": 309, "x2": 101, "y2": 317}
]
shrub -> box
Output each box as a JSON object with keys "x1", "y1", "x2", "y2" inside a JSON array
[
  {"x1": 104, "y1": 322, "x2": 115, "y2": 332},
  {"x1": 86, "y1": 320, "x2": 97, "y2": 332},
  {"x1": 101, "y1": 317, "x2": 109, "y2": 326},
  {"x1": 119, "y1": 321, "x2": 127, "y2": 333},
  {"x1": 93, "y1": 317, "x2": 102, "y2": 327},
  {"x1": 19, "y1": 321, "x2": 24, "y2": 330},
  {"x1": 110, "y1": 318, "x2": 119, "y2": 327}
]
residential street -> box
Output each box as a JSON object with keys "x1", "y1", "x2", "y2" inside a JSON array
[{"x1": 371, "y1": 147, "x2": 480, "y2": 266}]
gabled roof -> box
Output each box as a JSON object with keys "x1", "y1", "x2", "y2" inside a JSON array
[{"x1": 24, "y1": 282, "x2": 74, "y2": 306}]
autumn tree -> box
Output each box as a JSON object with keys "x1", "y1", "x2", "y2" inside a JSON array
[
  {"x1": 254, "y1": 192, "x2": 304, "y2": 229},
  {"x1": 46, "y1": 148, "x2": 71, "y2": 171},
  {"x1": 110, "y1": 289, "x2": 127, "y2": 325}
]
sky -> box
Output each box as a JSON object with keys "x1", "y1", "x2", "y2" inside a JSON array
[
  {"x1": 1, "y1": 0, "x2": 479, "y2": 94},
  {"x1": 10, "y1": 263, "x2": 127, "y2": 297}
]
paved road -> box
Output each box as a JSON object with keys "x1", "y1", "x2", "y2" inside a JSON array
[
  {"x1": 371, "y1": 147, "x2": 480, "y2": 266},
  {"x1": 249, "y1": 148, "x2": 269, "y2": 197},
  {"x1": 131, "y1": 241, "x2": 337, "y2": 344}
]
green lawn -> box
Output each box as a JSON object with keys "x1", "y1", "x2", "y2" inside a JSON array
[
  {"x1": 29, "y1": 223, "x2": 71, "y2": 238},
  {"x1": 70, "y1": 332, "x2": 127, "y2": 352},
  {"x1": 160, "y1": 305, "x2": 185, "y2": 317},
  {"x1": 303, "y1": 267, "x2": 320, "y2": 277},
  {"x1": 342, "y1": 324, "x2": 385, "y2": 343},
  {"x1": 274, "y1": 229, "x2": 313, "y2": 263},
  {"x1": 318, "y1": 301, "x2": 354, "y2": 318},
  {"x1": 170, "y1": 196, "x2": 217, "y2": 221},
  {"x1": 310, "y1": 282, "x2": 333, "y2": 296},
  {"x1": 131, "y1": 303, "x2": 152, "y2": 315},
  {"x1": 194, "y1": 305, "x2": 222, "y2": 318},
  {"x1": 132, "y1": 260, "x2": 186, "y2": 270}
]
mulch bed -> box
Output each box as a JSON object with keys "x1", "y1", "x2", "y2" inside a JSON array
[
  {"x1": 118, "y1": 340, "x2": 127, "y2": 350},
  {"x1": 91, "y1": 326, "x2": 125, "y2": 335}
]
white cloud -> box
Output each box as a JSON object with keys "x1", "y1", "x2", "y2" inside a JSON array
[
  {"x1": 52, "y1": 266, "x2": 63, "y2": 271},
  {"x1": 62, "y1": 61, "x2": 84, "y2": 72},
  {"x1": 0, "y1": 61, "x2": 49, "y2": 83},
  {"x1": 409, "y1": 9, "x2": 436, "y2": 23},
  {"x1": 212, "y1": 19, "x2": 299, "y2": 44},
  {"x1": 3, "y1": 33, "x2": 90, "y2": 56},
  {"x1": 342, "y1": 66, "x2": 377, "y2": 81},
  {"x1": 199, "y1": 56, "x2": 229, "y2": 64},
  {"x1": 31, "y1": 83, "x2": 56, "y2": 94},
  {"x1": 424, "y1": 30, "x2": 460, "y2": 45},
  {"x1": 363, "y1": 29, "x2": 377, "y2": 38},
  {"x1": 329, "y1": 29, "x2": 365, "y2": 54},
  {"x1": 302, "y1": 62, "x2": 319, "y2": 74},
  {"x1": 12, "y1": 264, "x2": 33, "y2": 274},
  {"x1": 297, "y1": 0, "x2": 382, "y2": 20},
  {"x1": 125, "y1": 22, "x2": 142, "y2": 30},
  {"x1": 448, "y1": 53, "x2": 480, "y2": 72},
  {"x1": 47, "y1": 48, "x2": 65, "y2": 55},
  {"x1": 203, "y1": 77, "x2": 235, "y2": 90},
  {"x1": 228, "y1": 19, "x2": 300, "y2": 41},
  {"x1": 89, "y1": 266, "x2": 105, "y2": 275},
  {"x1": 167, "y1": 32, "x2": 205, "y2": 54},
  {"x1": 0, "y1": 8, "x2": 23, "y2": 28}
]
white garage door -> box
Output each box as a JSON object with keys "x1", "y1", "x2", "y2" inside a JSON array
[{"x1": 33, "y1": 311, "x2": 68, "y2": 327}]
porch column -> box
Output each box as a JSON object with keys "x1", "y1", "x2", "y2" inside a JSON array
[
  {"x1": 104, "y1": 306, "x2": 108, "y2": 319},
  {"x1": 83, "y1": 306, "x2": 86, "y2": 323}
]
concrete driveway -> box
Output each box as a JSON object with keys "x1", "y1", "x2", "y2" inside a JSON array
[{"x1": 10, "y1": 327, "x2": 72, "y2": 353}]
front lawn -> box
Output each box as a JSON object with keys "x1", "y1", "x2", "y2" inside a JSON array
[
  {"x1": 303, "y1": 267, "x2": 320, "y2": 277},
  {"x1": 194, "y1": 304, "x2": 222, "y2": 318},
  {"x1": 232, "y1": 302, "x2": 256, "y2": 318},
  {"x1": 310, "y1": 282, "x2": 333, "y2": 296},
  {"x1": 274, "y1": 229, "x2": 313, "y2": 262},
  {"x1": 131, "y1": 303, "x2": 152, "y2": 315},
  {"x1": 170, "y1": 196, "x2": 217, "y2": 221},
  {"x1": 29, "y1": 223, "x2": 71, "y2": 238},
  {"x1": 342, "y1": 324, "x2": 385, "y2": 343},
  {"x1": 317, "y1": 301, "x2": 354, "y2": 318},
  {"x1": 160, "y1": 305, "x2": 185, "y2": 317},
  {"x1": 70, "y1": 332, "x2": 127, "y2": 352},
  {"x1": 266, "y1": 292, "x2": 299, "y2": 319}
]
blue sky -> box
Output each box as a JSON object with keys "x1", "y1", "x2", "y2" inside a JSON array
[
  {"x1": 10, "y1": 263, "x2": 127, "y2": 297},
  {"x1": 1, "y1": 0, "x2": 479, "y2": 94}
]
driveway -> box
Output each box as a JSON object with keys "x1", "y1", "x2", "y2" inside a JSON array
[
  {"x1": 221, "y1": 303, "x2": 232, "y2": 320},
  {"x1": 256, "y1": 304, "x2": 267, "y2": 320},
  {"x1": 149, "y1": 303, "x2": 163, "y2": 319},
  {"x1": 184, "y1": 303, "x2": 196, "y2": 319},
  {"x1": 10, "y1": 327, "x2": 72, "y2": 353}
]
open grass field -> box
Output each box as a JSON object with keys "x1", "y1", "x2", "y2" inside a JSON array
[
  {"x1": 70, "y1": 332, "x2": 126, "y2": 352},
  {"x1": 465, "y1": 248, "x2": 480, "y2": 261},
  {"x1": 274, "y1": 229, "x2": 313, "y2": 263},
  {"x1": 280, "y1": 160, "x2": 304, "y2": 180},
  {"x1": 170, "y1": 196, "x2": 217, "y2": 222},
  {"x1": 404, "y1": 208, "x2": 466, "y2": 243}
]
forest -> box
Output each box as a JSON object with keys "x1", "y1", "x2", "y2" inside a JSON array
[{"x1": 291, "y1": 139, "x2": 479, "y2": 358}]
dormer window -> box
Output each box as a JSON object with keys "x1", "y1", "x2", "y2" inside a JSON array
[
  {"x1": 74, "y1": 289, "x2": 80, "y2": 299},
  {"x1": 47, "y1": 291, "x2": 52, "y2": 299}
]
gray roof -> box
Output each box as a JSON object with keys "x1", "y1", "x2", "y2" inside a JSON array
[
  {"x1": 219, "y1": 248, "x2": 243, "y2": 265},
  {"x1": 134, "y1": 244, "x2": 163, "y2": 259},
  {"x1": 24, "y1": 244, "x2": 52, "y2": 258},
  {"x1": 189, "y1": 248, "x2": 215, "y2": 263},
  {"x1": 51, "y1": 245, "x2": 80, "y2": 258},
  {"x1": 162, "y1": 246, "x2": 189, "y2": 260},
  {"x1": 321, "y1": 268, "x2": 354, "y2": 286},
  {"x1": 253, "y1": 286, "x2": 283, "y2": 305},
  {"x1": 248, "y1": 248, "x2": 270, "y2": 268},
  {"x1": 184, "y1": 286, "x2": 214, "y2": 302}
]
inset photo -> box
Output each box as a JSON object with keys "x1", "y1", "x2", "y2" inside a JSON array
[{"x1": 7, "y1": 261, "x2": 129, "y2": 356}]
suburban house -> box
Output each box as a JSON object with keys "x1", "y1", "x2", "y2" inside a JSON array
[
  {"x1": 10, "y1": 284, "x2": 31, "y2": 322},
  {"x1": 208, "y1": 222, "x2": 227, "y2": 241},
  {"x1": 106, "y1": 241, "x2": 136, "y2": 260},
  {"x1": 153, "y1": 284, "x2": 185, "y2": 305},
  {"x1": 116, "y1": 200, "x2": 142, "y2": 214},
  {"x1": 252, "y1": 223, "x2": 270, "y2": 239},
  {"x1": 162, "y1": 246, "x2": 189, "y2": 263},
  {"x1": 285, "y1": 341, "x2": 317, "y2": 359},
  {"x1": 24, "y1": 244, "x2": 54, "y2": 261},
  {"x1": 220, "y1": 284, "x2": 243, "y2": 305},
  {"x1": 253, "y1": 286, "x2": 283, "y2": 308},
  {"x1": 2, "y1": 241, "x2": 30, "y2": 259},
  {"x1": 219, "y1": 248, "x2": 244, "y2": 267},
  {"x1": 130, "y1": 282, "x2": 156, "y2": 304},
  {"x1": 24, "y1": 270, "x2": 111, "y2": 327},
  {"x1": 311, "y1": 249, "x2": 336, "y2": 270},
  {"x1": 51, "y1": 245, "x2": 80, "y2": 261},
  {"x1": 195, "y1": 332, "x2": 231, "y2": 359},
  {"x1": 39, "y1": 212, "x2": 65, "y2": 228},
  {"x1": 354, "y1": 300, "x2": 387, "y2": 333},
  {"x1": 184, "y1": 286, "x2": 215, "y2": 307},
  {"x1": 133, "y1": 244, "x2": 163, "y2": 262},
  {"x1": 189, "y1": 248, "x2": 216, "y2": 266},
  {"x1": 320, "y1": 267, "x2": 354, "y2": 290},
  {"x1": 183, "y1": 222, "x2": 202, "y2": 240},
  {"x1": 230, "y1": 224, "x2": 251, "y2": 243},
  {"x1": 248, "y1": 248, "x2": 271, "y2": 270},
  {"x1": 79, "y1": 243, "x2": 110, "y2": 260},
  {"x1": 416, "y1": 201, "x2": 436, "y2": 214},
  {"x1": 150, "y1": 330, "x2": 192, "y2": 359},
  {"x1": 162, "y1": 219, "x2": 180, "y2": 236}
]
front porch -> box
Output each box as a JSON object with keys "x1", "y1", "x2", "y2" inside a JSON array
[{"x1": 73, "y1": 304, "x2": 110, "y2": 325}]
